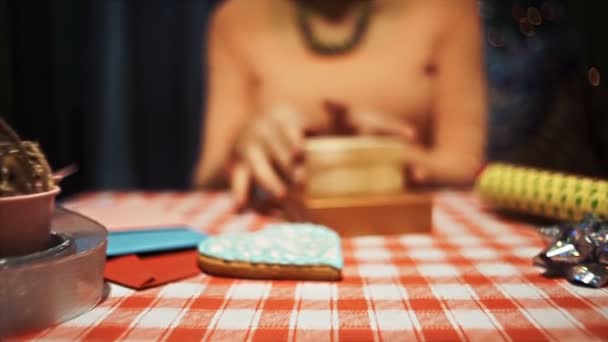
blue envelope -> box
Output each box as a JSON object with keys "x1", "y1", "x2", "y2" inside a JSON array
[{"x1": 107, "y1": 227, "x2": 207, "y2": 257}]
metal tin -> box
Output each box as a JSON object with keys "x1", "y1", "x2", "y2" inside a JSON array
[{"x1": 0, "y1": 208, "x2": 108, "y2": 337}]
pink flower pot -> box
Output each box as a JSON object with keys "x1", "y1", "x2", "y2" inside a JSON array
[{"x1": 0, "y1": 187, "x2": 60, "y2": 258}]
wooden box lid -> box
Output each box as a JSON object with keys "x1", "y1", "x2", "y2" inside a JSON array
[{"x1": 303, "y1": 136, "x2": 408, "y2": 198}]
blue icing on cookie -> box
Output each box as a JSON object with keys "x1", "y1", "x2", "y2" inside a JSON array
[{"x1": 198, "y1": 223, "x2": 343, "y2": 270}]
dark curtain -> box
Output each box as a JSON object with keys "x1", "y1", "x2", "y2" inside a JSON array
[
  {"x1": 483, "y1": 0, "x2": 608, "y2": 177},
  {"x1": 572, "y1": 1, "x2": 608, "y2": 173},
  {"x1": 1, "y1": 0, "x2": 219, "y2": 197},
  {"x1": 0, "y1": 0, "x2": 606, "y2": 199}
]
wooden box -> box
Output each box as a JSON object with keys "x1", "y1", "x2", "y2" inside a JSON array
[
  {"x1": 304, "y1": 136, "x2": 407, "y2": 197},
  {"x1": 283, "y1": 191, "x2": 433, "y2": 237},
  {"x1": 282, "y1": 136, "x2": 433, "y2": 237}
]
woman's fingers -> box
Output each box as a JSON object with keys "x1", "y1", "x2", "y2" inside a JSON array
[
  {"x1": 323, "y1": 100, "x2": 356, "y2": 135},
  {"x1": 402, "y1": 144, "x2": 433, "y2": 185},
  {"x1": 230, "y1": 162, "x2": 251, "y2": 209},
  {"x1": 253, "y1": 112, "x2": 305, "y2": 182},
  {"x1": 232, "y1": 106, "x2": 309, "y2": 206},
  {"x1": 292, "y1": 165, "x2": 306, "y2": 185},
  {"x1": 244, "y1": 143, "x2": 286, "y2": 198},
  {"x1": 354, "y1": 111, "x2": 417, "y2": 141},
  {"x1": 269, "y1": 107, "x2": 310, "y2": 182},
  {"x1": 258, "y1": 121, "x2": 293, "y2": 175},
  {"x1": 411, "y1": 165, "x2": 430, "y2": 183},
  {"x1": 272, "y1": 106, "x2": 304, "y2": 153},
  {"x1": 323, "y1": 101, "x2": 417, "y2": 141}
]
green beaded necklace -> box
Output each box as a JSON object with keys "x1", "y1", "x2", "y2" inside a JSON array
[{"x1": 295, "y1": 0, "x2": 371, "y2": 56}]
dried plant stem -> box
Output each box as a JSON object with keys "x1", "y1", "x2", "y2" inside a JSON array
[{"x1": 0, "y1": 117, "x2": 54, "y2": 196}]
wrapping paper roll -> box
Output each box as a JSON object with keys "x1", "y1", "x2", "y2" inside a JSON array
[{"x1": 475, "y1": 163, "x2": 608, "y2": 221}]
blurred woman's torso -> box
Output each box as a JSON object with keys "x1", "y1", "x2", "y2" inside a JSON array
[{"x1": 217, "y1": 0, "x2": 452, "y2": 141}]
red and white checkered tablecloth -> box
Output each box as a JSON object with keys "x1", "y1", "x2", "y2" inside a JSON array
[{"x1": 13, "y1": 191, "x2": 608, "y2": 341}]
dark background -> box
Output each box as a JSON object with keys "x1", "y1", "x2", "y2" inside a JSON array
[{"x1": 0, "y1": 0, "x2": 606, "y2": 198}]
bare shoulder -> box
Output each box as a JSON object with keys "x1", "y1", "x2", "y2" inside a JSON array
[
  {"x1": 209, "y1": 0, "x2": 271, "y2": 41},
  {"x1": 424, "y1": 0, "x2": 481, "y2": 33}
]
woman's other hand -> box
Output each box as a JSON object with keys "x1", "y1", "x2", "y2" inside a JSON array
[
  {"x1": 230, "y1": 105, "x2": 328, "y2": 208},
  {"x1": 323, "y1": 100, "x2": 417, "y2": 141}
]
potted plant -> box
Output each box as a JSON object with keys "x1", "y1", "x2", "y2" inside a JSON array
[{"x1": 0, "y1": 118, "x2": 60, "y2": 257}]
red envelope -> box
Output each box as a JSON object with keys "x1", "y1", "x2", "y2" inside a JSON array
[{"x1": 104, "y1": 250, "x2": 201, "y2": 289}]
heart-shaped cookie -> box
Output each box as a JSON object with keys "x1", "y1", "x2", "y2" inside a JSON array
[{"x1": 197, "y1": 223, "x2": 343, "y2": 281}]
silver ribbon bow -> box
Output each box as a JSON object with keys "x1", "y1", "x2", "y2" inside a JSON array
[{"x1": 535, "y1": 214, "x2": 608, "y2": 288}]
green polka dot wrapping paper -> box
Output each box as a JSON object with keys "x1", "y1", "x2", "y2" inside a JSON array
[{"x1": 475, "y1": 163, "x2": 608, "y2": 221}]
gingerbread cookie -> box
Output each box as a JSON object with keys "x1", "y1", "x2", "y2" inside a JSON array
[{"x1": 197, "y1": 223, "x2": 343, "y2": 281}]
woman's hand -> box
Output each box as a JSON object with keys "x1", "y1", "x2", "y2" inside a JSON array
[
  {"x1": 230, "y1": 105, "x2": 327, "y2": 208},
  {"x1": 230, "y1": 101, "x2": 418, "y2": 208},
  {"x1": 325, "y1": 101, "x2": 417, "y2": 141}
]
